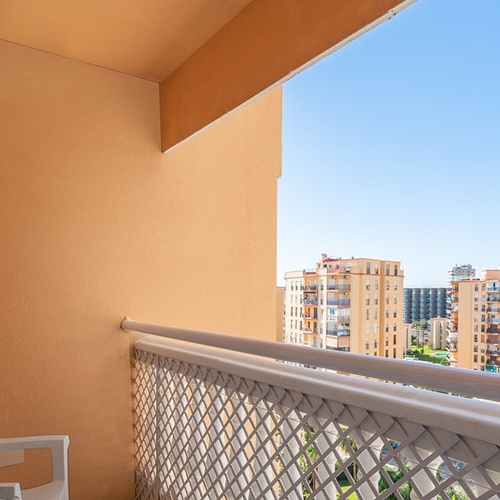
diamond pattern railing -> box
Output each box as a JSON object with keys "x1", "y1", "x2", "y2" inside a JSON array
[{"x1": 133, "y1": 342, "x2": 500, "y2": 500}]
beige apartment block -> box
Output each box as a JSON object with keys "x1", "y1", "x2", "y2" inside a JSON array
[
  {"x1": 448, "y1": 270, "x2": 500, "y2": 373},
  {"x1": 429, "y1": 318, "x2": 448, "y2": 350},
  {"x1": 284, "y1": 254, "x2": 404, "y2": 358},
  {"x1": 402, "y1": 323, "x2": 413, "y2": 352},
  {"x1": 276, "y1": 286, "x2": 285, "y2": 341}
]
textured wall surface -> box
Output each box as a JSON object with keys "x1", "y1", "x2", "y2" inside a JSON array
[{"x1": 0, "y1": 39, "x2": 282, "y2": 499}]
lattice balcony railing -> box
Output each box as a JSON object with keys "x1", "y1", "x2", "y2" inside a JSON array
[{"x1": 125, "y1": 319, "x2": 500, "y2": 500}]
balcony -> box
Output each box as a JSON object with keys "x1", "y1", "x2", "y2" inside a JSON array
[
  {"x1": 127, "y1": 319, "x2": 500, "y2": 499},
  {"x1": 325, "y1": 334, "x2": 351, "y2": 350},
  {"x1": 303, "y1": 299, "x2": 318, "y2": 306},
  {"x1": 326, "y1": 328, "x2": 350, "y2": 337},
  {"x1": 302, "y1": 327, "x2": 318, "y2": 335},
  {"x1": 328, "y1": 316, "x2": 351, "y2": 324},
  {"x1": 326, "y1": 299, "x2": 351, "y2": 307},
  {"x1": 327, "y1": 284, "x2": 351, "y2": 291}
]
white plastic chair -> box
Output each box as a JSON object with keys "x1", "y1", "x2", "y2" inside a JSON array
[{"x1": 0, "y1": 436, "x2": 69, "y2": 500}]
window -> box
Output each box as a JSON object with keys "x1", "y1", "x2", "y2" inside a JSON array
[
  {"x1": 375, "y1": 280, "x2": 379, "y2": 290},
  {"x1": 374, "y1": 340, "x2": 378, "y2": 348},
  {"x1": 474, "y1": 354, "x2": 478, "y2": 363},
  {"x1": 393, "y1": 334, "x2": 397, "y2": 345},
  {"x1": 475, "y1": 284, "x2": 479, "y2": 292},
  {"x1": 386, "y1": 297, "x2": 389, "y2": 305},
  {"x1": 474, "y1": 325, "x2": 478, "y2": 332},
  {"x1": 366, "y1": 279, "x2": 370, "y2": 290},
  {"x1": 374, "y1": 263, "x2": 379, "y2": 275},
  {"x1": 365, "y1": 341, "x2": 369, "y2": 350},
  {"x1": 385, "y1": 338, "x2": 389, "y2": 347},
  {"x1": 393, "y1": 295, "x2": 397, "y2": 304},
  {"x1": 386, "y1": 264, "x2": 390, "y2": 275},
  {"x1": 366, "y1": 262, "x2": 371, "y2": 274},
  {"x1": 394, "y1": 265, "x2": 398, "y2": 276},
  {"x1": 366, "y1": 296, "x2": 370, "y2": 306},
  {"x1": 366, "y1": 310, "x2": 369, "y2": 320},
  {"x1": 385, "y1": 349, "x2": 389, "y2": 357},
  {"x1": 393, "y1": 322, "x2": 397, "y2": 332},
  {"x1": 474, "y1": 295, "x2": 479, "y2": 302},
  {"x1": 474, "y1": 334, "x2": 478, "y2": 343},
  {"x1": 393, "y1": 280, "x2": 398, "y2": 290},
  {"x1": 374, "y1": 295, "x2": 378, "y2": 305},
  {"x1": 385, "y1": 323, "x2": 389, "y2": 333},
  {"x1": 374, "y1": 309, "x2": 378, "y2": 319},
  {"x1": 393, "y1": 308, "x2": 397, "y2": 318},
  {"x1": 386, "y1": 280, "x2": 389, "y2": 291},
  {"x1": 365, "y1": 325, "x2": 370, "y2": 334},
  {"x1": 393, "y1": 348, "x2": 397, "y2": 358},
  {"x1": 385, "y1": 308, "x2": 389, "y2": 318}
]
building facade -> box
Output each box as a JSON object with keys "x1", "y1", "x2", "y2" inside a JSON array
[
  {"x1": 403, "y1": 287, "x2": 447, "y2": 324},
  {"x1": 447, "y1": 270, "x2": 500, "y2": 373},
  {"x1": 447, "y1": 264, "x2": 476, "y2": 286},
  {"x1": 284, "y1": 254, "x2": 404, "y2": 358},
  {"x1": 429, "y1": 317, "x2": 448, "y2": 350}
]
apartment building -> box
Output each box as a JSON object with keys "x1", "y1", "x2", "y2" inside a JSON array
[
  {"x1": 448, "y1": 270, "x2": 500, "y2": 373},
  {"x1": 403, "y1": 287, "x2": 447, "y2": 323},
  {"x1": 447, "y1": 264, "x2": 476, "y2": 286},
  {"x1": 429, "y1": 317, "x2": 448, "y2": 350},
  {"x1": 284, "y1": 254, "x2": 404, "y2": 358}
]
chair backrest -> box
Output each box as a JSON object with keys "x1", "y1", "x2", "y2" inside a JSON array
[{"x1": 0, "y1": 482, "x2": 22, "y2": 500}]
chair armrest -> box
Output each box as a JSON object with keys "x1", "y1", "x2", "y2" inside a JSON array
[
  {"x1": 0, "y1": 436, "x2": 69, "y2": 482},
  {"x1": 0, "y1": 482, "x2": 22, "y2": 500}
]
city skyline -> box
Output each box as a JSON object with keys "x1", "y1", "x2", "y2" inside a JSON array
[{"x1": 277, "y1": 0, "x2": 500, "y2": 288}]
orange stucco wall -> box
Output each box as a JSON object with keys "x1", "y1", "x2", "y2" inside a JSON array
[
  {"x1": 0, "y1": 40, "x2": 281, "y2": 499},
  {"x1": 160, "y1": 0, "x2": 413, "y2": 150}
]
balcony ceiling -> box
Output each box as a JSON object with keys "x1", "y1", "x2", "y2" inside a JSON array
[{"x1": 0, "y1": 0, "x2": 253, "y2": 82}]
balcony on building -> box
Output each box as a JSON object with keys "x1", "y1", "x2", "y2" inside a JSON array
[
  {"x1": 325, "y1": 333, "x2": 351, "y2": 350},
  {"x1": 303, "y1": 298, "x2": 319, "y2": 306},
  {"x1": 3, "y1": 1, "x2": 500, "y2": 499},
  {"x1": 326, "y1": 299, "x2": 351, "y2": 307},
  {"x1": 327, "y1": 284, "x2": 352, "y2": 291}
]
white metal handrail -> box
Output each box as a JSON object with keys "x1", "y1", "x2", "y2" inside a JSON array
[
  {"x1": 132, "y1": 335, "x2": 500, "y2": 499},
  {"x1": 122, "y1": 317, "x2": 500, "y2": 402}
]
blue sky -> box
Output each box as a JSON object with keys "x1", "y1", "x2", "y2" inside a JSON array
[{"x1": 278, "y1": 0, "x2": 500, "y2": 287}]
